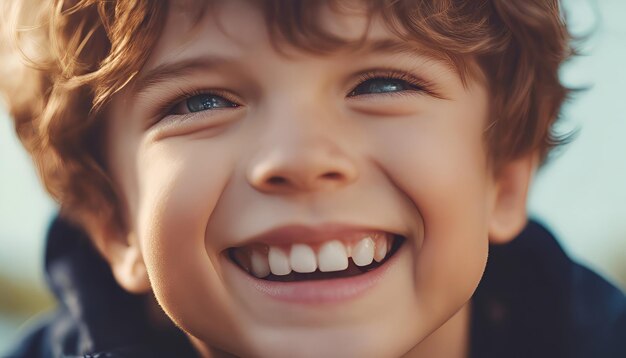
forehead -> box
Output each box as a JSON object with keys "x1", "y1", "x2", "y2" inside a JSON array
[
  {"x1": 164, "y1": 0, "x2": 372, "y2": 44},
  {"x1": 146, "y1": 0, "x2": 459, "y2": 73}
]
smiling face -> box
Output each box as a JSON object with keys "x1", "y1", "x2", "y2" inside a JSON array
[{"x1": 99, "y1": 1, "x2": 533, "y2": 357}]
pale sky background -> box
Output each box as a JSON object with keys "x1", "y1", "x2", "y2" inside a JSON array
[{"x1": 1, "y1": 0, "x2": 625, "y2": 352}]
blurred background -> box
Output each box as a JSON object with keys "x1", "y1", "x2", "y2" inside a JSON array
[{"x1": 1, "y1": 0, "x2": 625, "y2": 354}]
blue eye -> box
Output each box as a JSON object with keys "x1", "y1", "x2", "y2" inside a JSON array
[
  {"x1": 349, "y1": 78, "x2": 418, "y2": 96},
  {"x1": 186, "y1": 94, "x2": 238, "y2": 113}
]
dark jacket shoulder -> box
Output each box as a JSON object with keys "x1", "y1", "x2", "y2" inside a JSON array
[
  {"x1": 6, "y1": 217, "x2": 198, "y2": 358},
  {"x1": 471, "y1": 220, "x2": 626, "y2": 358}
]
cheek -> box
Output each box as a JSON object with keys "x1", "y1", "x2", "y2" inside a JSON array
[
  {"x1": 132, "y1": 138, "x2": 242, "y2": 341},
  {"x1": 367, "y1": 102, "x2": 491, "y2": 309}
]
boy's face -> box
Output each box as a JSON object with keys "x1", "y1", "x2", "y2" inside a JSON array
[{"x1": 103, "y1": 1, "x2": 527, "y2": 356}]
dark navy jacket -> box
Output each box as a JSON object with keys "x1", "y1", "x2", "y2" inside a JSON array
[{"x1": 6, "y1": 218, "x2": 626, "y2": 357}]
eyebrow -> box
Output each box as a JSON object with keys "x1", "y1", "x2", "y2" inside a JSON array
[
  {"x1": 131, "y1": 38, "x2": 451, "y2": 97},
  {"x1": 357, "y1": 38, "x2": 446, "y2": 62},
  {"x1": 132, "y1": 56, "x2": 231, "y2": 98}
]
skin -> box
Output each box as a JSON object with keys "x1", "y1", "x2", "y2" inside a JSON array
[{"x1": 98, "y1": 1, "x2": 535, "y2": 357}]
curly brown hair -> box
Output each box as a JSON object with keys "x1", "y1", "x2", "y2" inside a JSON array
[{"x1": 0, "y1": 0, "x2": 573, "y2": 233}]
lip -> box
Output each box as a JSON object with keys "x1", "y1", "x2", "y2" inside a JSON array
[
  {"x1": 232, "y1": 223, "x2": 402, "y2": 248},
  {"x1": 223, "y1": 237, "x2": 405, "y2": 304}
]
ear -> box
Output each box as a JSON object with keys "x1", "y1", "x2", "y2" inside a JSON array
[
  {"x1": 89, "y1": 221, "x2": 151, "y2": 294},
  {"x1": 488, "y1": 153, "x2": 538, "y2": 244}
]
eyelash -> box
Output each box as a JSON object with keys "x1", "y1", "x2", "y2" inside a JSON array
[
  {"x1": 154, "y1": 88, "x2": 237, "y2": 118},
  {"x1": 350, "y1": 69, "x2": 433, "y2": 97}
]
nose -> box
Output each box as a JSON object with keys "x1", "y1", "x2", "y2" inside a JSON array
[{"x1": 246, "y1": 132, "x2": 359, "y2": 194}]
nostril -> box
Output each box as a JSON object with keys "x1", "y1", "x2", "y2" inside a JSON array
[
  {"x1": 265, "y1": 172, "x2": 343, "y2": 189},
  {"x1": 267, "y1": 176, "x2": 288, "y2": 185},
  {"x1": 321, "y1": 172, "x2": 343, "y2": 180}
]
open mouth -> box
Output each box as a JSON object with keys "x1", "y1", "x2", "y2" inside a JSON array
[{"x1": 227, "y1": 234, "x2": 405, "y2": 282}]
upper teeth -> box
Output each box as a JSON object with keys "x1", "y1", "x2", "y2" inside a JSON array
[
  {"x1": 317, "y1": 240, "x2": 349, "y2": 272},
  {"x1": 351, "y1": 237, "x2": 375, "y2": 266},
  {"x1": 235, "y1": 235, "x2": 394, "y2": 278},
  {"x1": 289, "y1": 244, "x2": 317, "y2": 273}
]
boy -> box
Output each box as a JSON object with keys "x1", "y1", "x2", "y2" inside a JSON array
[{"x1": 1, "y1": 0, "x2": 625, "y2": 357}]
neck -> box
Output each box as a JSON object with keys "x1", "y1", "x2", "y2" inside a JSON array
[{"x1": 403, "y1": 301, "x2": 471, "y2": 358}]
